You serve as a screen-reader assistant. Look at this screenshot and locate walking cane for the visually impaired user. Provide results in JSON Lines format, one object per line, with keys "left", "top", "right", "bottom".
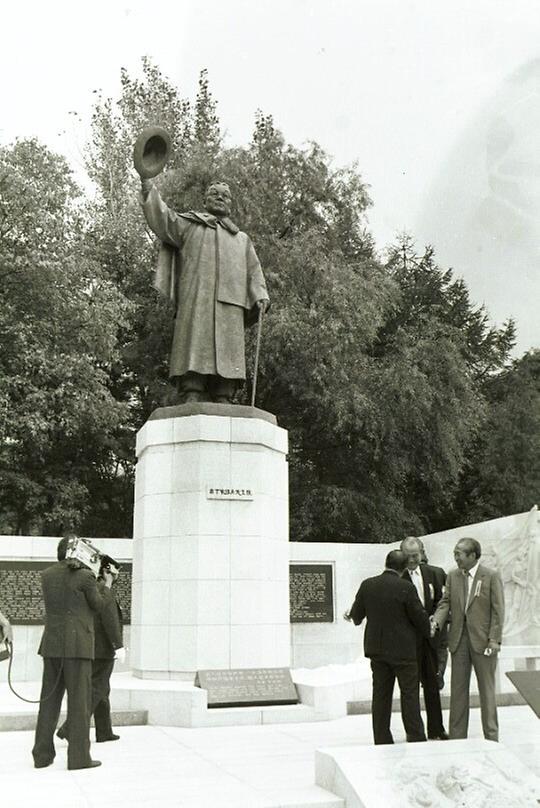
{"left": 251, "top": 304, "right": 265, "bottom": 407}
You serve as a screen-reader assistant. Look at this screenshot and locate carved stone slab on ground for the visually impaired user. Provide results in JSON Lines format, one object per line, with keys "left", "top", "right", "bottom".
{"left": 316, "top": 738, "right": 540, "bottom": 808}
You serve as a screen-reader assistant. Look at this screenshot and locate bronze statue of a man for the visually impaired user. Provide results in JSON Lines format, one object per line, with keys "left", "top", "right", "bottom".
{"left": 139, "top": 176, "right": 270, "bottom": 404}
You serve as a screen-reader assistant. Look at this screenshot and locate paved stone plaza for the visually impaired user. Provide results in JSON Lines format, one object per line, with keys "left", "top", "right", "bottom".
{"left": 1, "top": 696, "right": 538, "bottom": 807}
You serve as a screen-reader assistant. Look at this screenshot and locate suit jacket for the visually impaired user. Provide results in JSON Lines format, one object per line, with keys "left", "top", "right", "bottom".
{"left": 38, "top": 561, "right": 103, "bottom": 659}
{"left": 94, "top": 582, "right": 123, "bottom": 659}
{"left": 403, "top": 564, "right": 444, "bottom": 650}
{"left": 349, "top": 571, "right": 431, "bottom": 662}
{"left": 433, "top": 563, "right": 505, "bottom": 654}
{"left": 402, "top": 565, "right": 443, "bottom": 617}
{"left": 425, "top": 563, "right": 446, "bottom": 592}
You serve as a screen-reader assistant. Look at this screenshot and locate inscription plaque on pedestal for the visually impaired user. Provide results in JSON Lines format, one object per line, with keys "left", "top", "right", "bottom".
{"left": 195, "top": 667, "right": 298, "bottom": 708}
{"left": 289, "top": 563, "right": 334, "bottom": 623}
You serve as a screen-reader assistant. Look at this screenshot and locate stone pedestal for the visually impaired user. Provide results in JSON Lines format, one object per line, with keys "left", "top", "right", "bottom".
{"left": 130, "top": 404, "right": 290, "bottom": 679}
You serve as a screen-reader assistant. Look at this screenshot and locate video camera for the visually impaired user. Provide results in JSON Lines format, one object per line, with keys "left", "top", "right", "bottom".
{"left": 65, "top": 536, "right": 103, "bottom": 577}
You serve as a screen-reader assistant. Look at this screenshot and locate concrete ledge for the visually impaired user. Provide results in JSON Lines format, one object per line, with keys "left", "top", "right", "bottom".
{"left": 0, "top": 708, "right": 147, "bottom": 732}
{"left": 109, "top": 673, "right": 326, "bottom": 727}
{"left": 347, "top": 690, "right": 527, "bottom": 715}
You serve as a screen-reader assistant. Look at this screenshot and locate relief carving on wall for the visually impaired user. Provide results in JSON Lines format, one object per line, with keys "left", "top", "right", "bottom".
{"left": 489, "top": 505, "right": 540, "bottom": 640}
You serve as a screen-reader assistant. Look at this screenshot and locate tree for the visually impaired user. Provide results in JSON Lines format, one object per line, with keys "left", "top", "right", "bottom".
{"left": 456, "top": 350, "right": 540, "bottom": 522}
{"left": 380, "top": 235, "right": 516, "bottom": 380}
{"left": 2, "top": 60, "right": 526, "bottom": 541}
{"left": 0, "top": 139, "right": 128, "bottom": 534}
{"left": 82, "top": 61, "right": 522, "bottom": 542}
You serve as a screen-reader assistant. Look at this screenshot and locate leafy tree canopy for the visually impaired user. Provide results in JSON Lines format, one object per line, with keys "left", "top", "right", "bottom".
{"left": 0, "top": 139, "right": 129, "bottom": 535}
{"left": 0, "top": 59, "right": 530, "bottom": 541}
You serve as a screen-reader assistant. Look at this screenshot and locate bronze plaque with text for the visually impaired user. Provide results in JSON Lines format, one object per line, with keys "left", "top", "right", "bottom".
{"left": 195, "top": 667, "right": 298, "bottom": 708}
{"left": 289, "top": 563, "right": 334, "bottom": 623}
{"left": 0, "top": 560, "right": 132, "bottom": 624}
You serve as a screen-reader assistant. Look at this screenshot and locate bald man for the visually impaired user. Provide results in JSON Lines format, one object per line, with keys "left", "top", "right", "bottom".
{"left": 141, "top": 179, "right": 269, "bottom": 403}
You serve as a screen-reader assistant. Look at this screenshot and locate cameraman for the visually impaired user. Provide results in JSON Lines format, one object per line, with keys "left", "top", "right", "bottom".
{"left": 32, "top": 536, "right": 104, "bottom": 770}
{"left": 57, "top": 554, "right": 124, "bottom": 743}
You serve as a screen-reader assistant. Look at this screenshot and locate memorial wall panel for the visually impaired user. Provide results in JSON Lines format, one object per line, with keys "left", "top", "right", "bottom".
{"left": 0, "top": 560, "right": 132, "bottom": 624}
{"left": 289, "top": 563, "right": 334, "bottom": 623}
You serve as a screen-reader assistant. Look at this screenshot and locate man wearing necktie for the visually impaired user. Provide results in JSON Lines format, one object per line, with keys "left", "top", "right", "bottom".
{"left": 400, "top": 537, "right": 448, "bottom": 740}
{"left": 432, "top": 537, "right": 505, "bottom": 741}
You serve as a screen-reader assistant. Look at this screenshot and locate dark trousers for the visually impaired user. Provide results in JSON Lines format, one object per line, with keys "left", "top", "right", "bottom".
{"left": 92, "top": 658, "right": 115, "bottom": 740}
{"left": 370, "top": 658, "right": 426, "bottom": 744}
{"left": 32, "top": 657, "right": 92, "bottom": 769}
{"left": 58, "top": 658, "right": 116, "bottom": 741}
{"left": 418, "top": 639, "right": 445, "bottom": 736}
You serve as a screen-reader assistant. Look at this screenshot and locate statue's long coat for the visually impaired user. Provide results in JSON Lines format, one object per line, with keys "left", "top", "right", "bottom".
{"left": 142, "top": 187, "right": 269, "bottom": 380}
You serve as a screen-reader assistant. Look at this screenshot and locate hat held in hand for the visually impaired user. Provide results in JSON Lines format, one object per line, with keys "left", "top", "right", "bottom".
{"left": 133, "top": 126, "right": 171, "bottom": 179}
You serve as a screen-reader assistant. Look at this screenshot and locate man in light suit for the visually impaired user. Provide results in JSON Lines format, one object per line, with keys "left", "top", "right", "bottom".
{"left": 432, "top": 537, "right": 505, "bottom": 742}
{"left": 400, "top": 537, "right": 448, "bottom": 740}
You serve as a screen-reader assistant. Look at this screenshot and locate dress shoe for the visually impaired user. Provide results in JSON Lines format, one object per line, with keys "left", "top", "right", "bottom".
{"left": 34, "top": 759, "right": 54, "bottom": 769}
{"left": 96, "top": 734, "right": 120, "bottom": 742}
{"left": 68, "top": 759, "right": 102, "bottom": 770}
{"left": 428, "top": 731, "right": 450, "bottom": 740}
{"left": 406, "top": 735, "right": 427, "bottom": 742}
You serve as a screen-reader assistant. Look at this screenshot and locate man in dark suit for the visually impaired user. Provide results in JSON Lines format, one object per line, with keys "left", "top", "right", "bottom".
{"left": 57, "top": 554, "right": 124, "bottom": 743}
{"left": 345, "top": 550, "right": 431, "bottom": 745}
{"left": 417, "top": 539, "right": 449, "bottom": 689}
{"left": 400, "top": 537, "right": 448, "bottom": 740}
{"left": 92, "top": 555, "right": 124, "bottom": 742}
{"left": 32, "top": 537, "right": 104, "bottom": 770}
{"left": 432, "top": 537, "right": 504, "bottom": 742}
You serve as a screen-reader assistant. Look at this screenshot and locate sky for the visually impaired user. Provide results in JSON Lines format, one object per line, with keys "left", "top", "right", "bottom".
{"left": 2, "top": 0, "right": 539, "bottom": 353}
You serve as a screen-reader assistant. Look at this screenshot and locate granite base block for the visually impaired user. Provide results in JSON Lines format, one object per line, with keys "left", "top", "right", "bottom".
{"left": 316, "top": 738, "right": 540, "bottom": 808}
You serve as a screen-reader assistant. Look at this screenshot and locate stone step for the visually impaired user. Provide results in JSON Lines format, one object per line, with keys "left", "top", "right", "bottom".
{"left": 347, "top": 690, "right": 526, "bottom": 715}
{"left": 0, "top": 708, "right": 147, "bottom": 732}
{"left": 186, "top": 702, "right": 321, "bottom": 728}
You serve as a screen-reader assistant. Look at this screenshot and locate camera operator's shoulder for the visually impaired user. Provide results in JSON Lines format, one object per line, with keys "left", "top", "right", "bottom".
{"left": 41, "top": 560, "right": 63, "bottom": 579}
{"left": 78, "top": 567, "right": 97, "bottom": 581}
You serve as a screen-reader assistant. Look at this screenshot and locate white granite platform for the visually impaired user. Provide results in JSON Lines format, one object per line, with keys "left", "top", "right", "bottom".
{"left": 0, "top": 703, "right": 538, "bottom": 807}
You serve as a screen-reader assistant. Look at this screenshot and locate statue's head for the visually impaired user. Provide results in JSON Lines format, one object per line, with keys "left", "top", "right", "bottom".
{"left": 204, "top": 182, "right": 232, "bottom": 218}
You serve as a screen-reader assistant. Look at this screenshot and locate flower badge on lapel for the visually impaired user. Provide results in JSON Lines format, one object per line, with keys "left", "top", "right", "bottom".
{"left": 429, "top": 583, "right": 434, "bottom": 600}
{"left": 474, "top": 580, "right": 482, "bottom": 598}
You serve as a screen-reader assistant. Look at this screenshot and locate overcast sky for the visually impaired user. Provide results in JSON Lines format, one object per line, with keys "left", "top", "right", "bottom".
{"left": 2, "top": 0, "right": 539, "bottom": 353}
